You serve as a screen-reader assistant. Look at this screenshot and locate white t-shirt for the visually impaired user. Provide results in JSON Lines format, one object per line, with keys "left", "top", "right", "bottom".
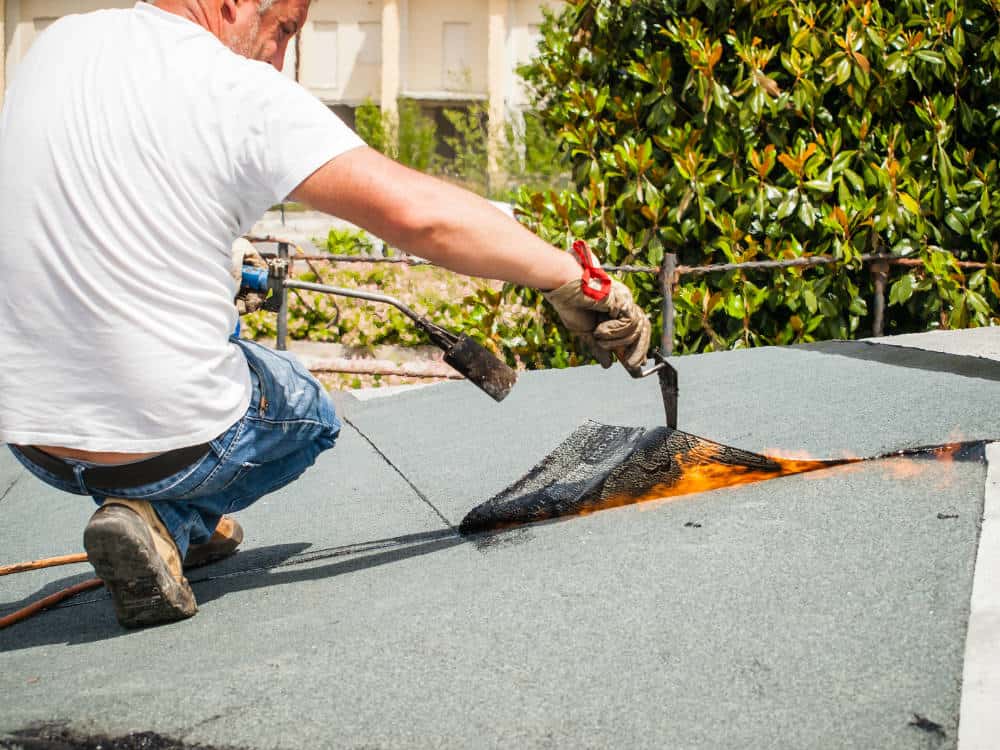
{"left": 0, "top": 2, "right": 365, "bottom": 451}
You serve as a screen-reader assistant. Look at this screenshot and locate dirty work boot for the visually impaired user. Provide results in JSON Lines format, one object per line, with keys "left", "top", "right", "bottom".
{"left": 83, "top": 498, "right": 197, "bottom": 628}
{"left": 184, "top": 516, "right": 244, "bottom": 569}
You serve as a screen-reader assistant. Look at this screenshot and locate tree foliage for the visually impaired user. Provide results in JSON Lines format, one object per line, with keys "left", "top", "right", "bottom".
{"left": 513, "top": 0, "right": 1000, "bottom": 355}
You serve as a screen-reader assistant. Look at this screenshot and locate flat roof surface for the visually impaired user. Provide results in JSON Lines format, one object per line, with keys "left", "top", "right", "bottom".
{"left": 2, "top": 330, "right": 999, "bottom": 749}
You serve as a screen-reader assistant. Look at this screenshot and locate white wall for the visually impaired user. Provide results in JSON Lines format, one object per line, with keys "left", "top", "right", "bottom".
{"left": 405, "top": 0, "right": 489, "bottom": 97}
{"left": 509, "top": 0, "right": 552, "bottom": 109}
{"left": 2, "top": 0, "right": 558, "bottom": 115}
{"left": 300, "top": 0, "right": 382, "bottom": 105}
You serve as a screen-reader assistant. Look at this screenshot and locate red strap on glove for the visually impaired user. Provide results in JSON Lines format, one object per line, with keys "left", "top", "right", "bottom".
{"left": 572, "top": 240, "right": 612, "bottom": 302}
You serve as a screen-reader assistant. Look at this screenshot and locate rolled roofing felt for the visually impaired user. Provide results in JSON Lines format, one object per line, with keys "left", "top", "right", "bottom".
{"left": 459, "top": 421, "right": 984, "bottom": 535}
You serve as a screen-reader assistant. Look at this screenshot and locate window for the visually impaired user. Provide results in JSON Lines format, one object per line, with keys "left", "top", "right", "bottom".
{"left": 442, "top": 22, "right": 470, "bottom": 90}
{"left": 358, "top": 22, "right": 382, "bottom": 66}
{"left": 308, "top": 21, "right": 339, "bottom": 88}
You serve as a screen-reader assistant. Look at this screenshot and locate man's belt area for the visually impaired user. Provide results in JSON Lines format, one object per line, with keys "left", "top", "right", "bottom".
{"left": 15, "top": 443, "right": 211, "bottom": 490}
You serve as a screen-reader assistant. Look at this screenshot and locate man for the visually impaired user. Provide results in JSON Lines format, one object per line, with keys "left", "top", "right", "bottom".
{"left": 0, "top": 0, "right": 651, "bottom": 628}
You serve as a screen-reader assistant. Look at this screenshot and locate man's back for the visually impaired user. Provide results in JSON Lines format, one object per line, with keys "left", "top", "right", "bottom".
{"left": 0, "top": 3, "right": 361, "bottom": 452}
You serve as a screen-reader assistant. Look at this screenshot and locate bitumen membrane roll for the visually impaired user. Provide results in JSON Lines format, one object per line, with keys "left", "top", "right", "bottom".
{"left": 459, "top": 420, "right": 841, "bottom": 535}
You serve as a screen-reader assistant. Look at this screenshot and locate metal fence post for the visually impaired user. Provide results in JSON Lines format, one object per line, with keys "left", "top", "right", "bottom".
{"left": 277, "top": 241, "right": 289, "bottom": 351}
{"left": 871, "top": 258, "right": 889, "bottom": 338}
{"left": 661, "top": 253, "right": 677, "bottom": 355}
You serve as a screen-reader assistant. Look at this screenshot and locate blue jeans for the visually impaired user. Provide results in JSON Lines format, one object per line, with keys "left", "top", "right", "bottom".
{"left": 9, "top": 339, "right": 340, "bottom": 558}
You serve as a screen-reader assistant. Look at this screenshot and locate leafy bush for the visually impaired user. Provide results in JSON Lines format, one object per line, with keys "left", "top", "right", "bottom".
{"left": 504, "top": 111, "right": 574, "bottom": 196}
{"left": 356, "top": 98, "right": 439, "bottom": 172}
{"left": 355, "top": 98, "right": 570, "bottom": 201}
{"left": 322, "top": 227, "right": 377, "bottom": 256}
{"left": 511, "top": 0, "right": 1000, "bottom": 355}
{"left": 438, "top": 105, "right": 490, "bottom": 195}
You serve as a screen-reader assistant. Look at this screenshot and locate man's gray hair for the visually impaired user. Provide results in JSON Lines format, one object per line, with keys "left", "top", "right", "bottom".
{"left": 257, "top": 0, "right": 275, "bottom": 13}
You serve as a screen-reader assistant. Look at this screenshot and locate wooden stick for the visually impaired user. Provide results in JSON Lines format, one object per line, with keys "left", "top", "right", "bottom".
{"left": 303, "top": 357, "right": 465, "bottom": 379}
{"left": 0, "top": 553, "right": 88, "bottom": 576}
{"left": 0, "top": 578, "right": 104, "bottom": 630}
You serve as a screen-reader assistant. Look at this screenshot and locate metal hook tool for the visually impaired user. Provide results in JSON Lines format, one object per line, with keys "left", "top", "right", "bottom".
{"left": 247, "top": 258, "right": 517, "bottom": 402}
{"left": 631, "top": 349, "right": 678, "bottom": 429}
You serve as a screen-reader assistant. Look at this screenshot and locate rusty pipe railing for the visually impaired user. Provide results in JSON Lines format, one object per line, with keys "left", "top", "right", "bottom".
{"left": 252, "top": 236, "right": 993, "bottom": 354}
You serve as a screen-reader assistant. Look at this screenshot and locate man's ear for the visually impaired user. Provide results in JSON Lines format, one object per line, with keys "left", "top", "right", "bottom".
{"left": 220, "top": 0, "right": 239, "bottom": 24}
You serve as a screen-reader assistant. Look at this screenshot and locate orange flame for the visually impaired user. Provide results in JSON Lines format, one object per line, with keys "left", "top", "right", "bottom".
{"left": 583, "top": 444, "right": 854, "bottom": 517}
{"left": 588, "top": 441, "right": 977, "bottom": 520}
{"left": 883, "top": 457, "right": 929, "bottom": 481}
{"left": 874, "top": 442, "right": 970, "bottom": 488}
{"left": 465, "top": 437, "right": 983, "bottom": 535}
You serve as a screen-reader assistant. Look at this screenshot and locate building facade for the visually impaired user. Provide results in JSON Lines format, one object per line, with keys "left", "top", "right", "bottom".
{"left": 1, "top": 0, "right": 557, "bottom": 130}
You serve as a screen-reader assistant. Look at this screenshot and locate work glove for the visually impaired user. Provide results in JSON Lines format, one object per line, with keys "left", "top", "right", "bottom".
{"left": 231, "top": 238, "right": 268, "bottom": 315}
{"left": 543, "top": 240, "right": 652, "bottom": 375}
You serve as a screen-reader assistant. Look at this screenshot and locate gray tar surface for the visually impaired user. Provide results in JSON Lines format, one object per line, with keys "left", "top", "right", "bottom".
{"left": 3, "top": 333, "right": 1000, "bottom": 749}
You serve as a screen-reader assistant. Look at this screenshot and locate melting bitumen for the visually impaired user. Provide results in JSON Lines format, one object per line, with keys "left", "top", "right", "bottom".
{"left": 459, "top": 420, "right": 986, "bottom": 535}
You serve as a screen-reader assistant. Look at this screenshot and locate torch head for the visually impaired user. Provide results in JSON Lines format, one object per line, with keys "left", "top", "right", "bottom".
{"left": 444, "top": 335, "right": 518, "bottom": 403}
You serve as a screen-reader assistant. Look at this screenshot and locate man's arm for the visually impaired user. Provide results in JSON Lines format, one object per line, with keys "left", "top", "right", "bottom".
{"left": 291, "top": 146, "right": 651, "bottom": 372}
{"left": 290, "top": 146, "right": 581, "bottom": 290}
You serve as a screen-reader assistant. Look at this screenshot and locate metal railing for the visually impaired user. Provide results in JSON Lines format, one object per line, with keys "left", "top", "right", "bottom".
{"left": 247, "top": 236, "right": 991, "bottom": 358}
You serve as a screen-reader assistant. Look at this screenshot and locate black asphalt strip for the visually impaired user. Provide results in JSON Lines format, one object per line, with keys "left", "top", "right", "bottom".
{"left": 459, "top": 420, "right": 988, "bottom": 535}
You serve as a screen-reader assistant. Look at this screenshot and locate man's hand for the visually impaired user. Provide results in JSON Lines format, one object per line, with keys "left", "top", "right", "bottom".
{"left": 231, "top": 238, "right": 268, "bottom": 315}
{"left": 542, "top": 241, "right": 651, "bottom": 374}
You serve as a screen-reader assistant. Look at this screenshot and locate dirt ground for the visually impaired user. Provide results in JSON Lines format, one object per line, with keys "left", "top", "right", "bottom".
{"left": 316, "top": 370, "right": 453, "bottom": 392}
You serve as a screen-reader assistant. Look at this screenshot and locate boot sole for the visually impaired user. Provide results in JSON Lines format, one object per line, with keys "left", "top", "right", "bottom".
{"left": 83, "top": 508, "right": 198, "bottom": 628}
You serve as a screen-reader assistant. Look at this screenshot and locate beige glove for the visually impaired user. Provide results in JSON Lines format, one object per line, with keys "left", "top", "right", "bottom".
{"left": 231, "top": 238, "right": 268, "bottom": 315}
{"left": 543, "top": 242, "right": 652, "bottom": 373}
{"left": 230, "top": 238, "right": 263, "bottom": 280}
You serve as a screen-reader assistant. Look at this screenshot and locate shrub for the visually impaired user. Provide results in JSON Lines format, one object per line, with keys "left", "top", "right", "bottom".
{"left": 512, "top": 0, "right": 1000, "bottom": 355}
{"left": 323, "top": 227, "right": 377, "bottom": 256}
{"left": 355, "top": 98, "right": 570, "bottom": 201}
{"left": 356, "top": 98, "right": 439, "bottom": 173}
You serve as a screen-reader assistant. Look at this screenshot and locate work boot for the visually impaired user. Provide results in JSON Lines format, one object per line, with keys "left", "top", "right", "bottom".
{"left": 83, "top": 498, "right": 197, "bottom": 629}
{"left": 184, "top": 516, "right": 244, "bottom": 569}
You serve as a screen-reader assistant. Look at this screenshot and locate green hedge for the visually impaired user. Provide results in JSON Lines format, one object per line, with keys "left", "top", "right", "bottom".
{"left": 510, "top": 0, "right": 1000, "bottom": 357}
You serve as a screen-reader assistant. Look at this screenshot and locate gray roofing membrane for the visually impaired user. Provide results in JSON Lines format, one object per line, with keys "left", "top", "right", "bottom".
{"left": 2, "top": 337, "right": 999, "bottom": 749}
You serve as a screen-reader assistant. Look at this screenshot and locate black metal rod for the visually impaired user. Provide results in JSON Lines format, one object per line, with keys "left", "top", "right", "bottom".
{"left": 273, "top": 254, "right": 435, "bottom": 266}
{"left": 661, "top": 253, "right": 677, "bottom": 355}
{"left": 872, "top": 260, "right": 889, "bottom": 337}
{"left": 250, "top": 248, "right": 991, "bottom": 278}
{"left": 284, "top": 280, "right": 425, "bottom": 322}
{"left": 283, "top": 278, "right": 459, "bottom": 353}
{"left": 277, "top": 242, "right": 289, "bottom": 351}
{"left": 659, "top": 365, "right": 679, "bottom": 429}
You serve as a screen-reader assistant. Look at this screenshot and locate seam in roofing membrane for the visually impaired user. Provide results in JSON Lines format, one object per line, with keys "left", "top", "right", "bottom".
{"left": 958, "top": 442, "right": 1000, "bottom": 750}
{"left": 0, "top": 476, "right": 20, "bottom": 505}
{"left": 342, "top": 416, "right": 455, "bottom": 531}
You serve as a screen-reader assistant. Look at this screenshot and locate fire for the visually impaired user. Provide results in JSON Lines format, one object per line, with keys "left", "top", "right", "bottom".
{"left": 583, "top": 444, "right": 854, "bottom": 515}
{"left": 458, "top": 424, "right": 988, "bottom": 536}
{"left": 760, "top": 447, "right": 826, "bottom": 462}
{"left": 874, "top": 442, "right": 972, "bottom": 487}
{"left": 564, "top": 441, "right": 976, "bottom": 524}
{"left": 882, "top": 457, "right": 929, "bottom": 481}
